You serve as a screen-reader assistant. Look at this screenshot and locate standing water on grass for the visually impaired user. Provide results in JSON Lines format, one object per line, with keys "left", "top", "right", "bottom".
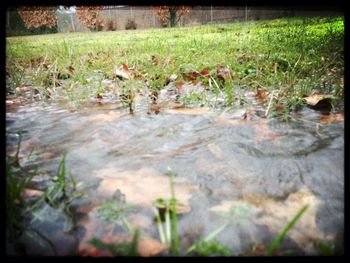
{"left": 6, "top": 15, "right": 344, "bottom": 256}
{"left": 6, "top": 96, "right": 343, "bottom": 256}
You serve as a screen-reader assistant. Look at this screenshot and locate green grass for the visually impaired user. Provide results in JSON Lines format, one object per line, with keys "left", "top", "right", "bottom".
{"left": 6, "top": 134, "right": 82, "bottom": 255}
{"left": 88, "top": 168, "right": 333, "bottom": 257}
{"left": 6, "top": 158, "right": 37, "bottom": 242}
{"left": 152, "top": 167, "right": 180, "bottom": 255}
{"left": 6, "top": 16, "right": 344, "bottom": 114}
{"left": 89, "top": 229, "right": 140, "bottom": 256}
{"left": 267, "top": 205, "right": 309, "bottom": 256}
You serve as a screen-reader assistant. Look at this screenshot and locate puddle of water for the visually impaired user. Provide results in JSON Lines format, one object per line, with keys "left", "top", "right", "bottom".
{"left": 6, "top": 95, "right": 344, "bottom": 255}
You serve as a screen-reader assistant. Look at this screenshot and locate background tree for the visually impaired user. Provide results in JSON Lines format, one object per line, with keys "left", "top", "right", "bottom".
{"left": 154, "top": 6, "right": 190, "bottom": 27}
{"left": 17, "top": 6, "right": 57, "bottom": 29}
{"left": 76, "top": 6, "right": 103, "bottom": 30}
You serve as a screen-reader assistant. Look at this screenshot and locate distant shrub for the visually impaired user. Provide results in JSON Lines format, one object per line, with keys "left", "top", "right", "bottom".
{"left": 107, "top": 19, "right": 117, "bottom": 31}
{"left": 186, "top": 20, "right": 201, "bottom": 27}
{"left": 125, "top": 19, "right": 137, "bottom": 30}
{"left": 96, "top": 16, "right": 105, "bottom": 31}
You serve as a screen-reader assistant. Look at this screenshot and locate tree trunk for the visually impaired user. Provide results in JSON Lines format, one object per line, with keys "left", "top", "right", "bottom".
{"left": 7, "top": 10, "right": 10, "bottom": 28}
{"left": 170, "top": 8, "right": 177, "bottom": 27}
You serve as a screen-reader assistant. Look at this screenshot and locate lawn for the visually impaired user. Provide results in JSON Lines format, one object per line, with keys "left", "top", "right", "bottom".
{"left": 6, "top": 16, "right": 344, "bottom": 115}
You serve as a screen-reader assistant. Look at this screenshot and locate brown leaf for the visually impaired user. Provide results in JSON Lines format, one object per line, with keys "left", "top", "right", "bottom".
{"left": 151, "top": 55, "right": 161, "bottom": 65}
{"left": 80, "top": 247, "right": 110, "bottom": 257}
{"left": 303, "top": 94, "right": 332, "bottom": 111}
{"left": 303, "top": 94, "right": 327, "bottom": 106}
{"left": 182, "top": 71, "right": 200, "bottom": 81}
{"left": 115, "top": 65, "right": 131, "bottom": 80}
{"left": 150, "top": 90, "right": 158, "bottom": 103}
{"left": 319, "top": 113, "right": 344, "bottom": 124}
{"left": 169, "top": 74, "right": 177, "bottom": 82}
{"left": 21, "top": 188, "right": 44, "bottom": 199}
{"left": 243, "top": 112, "right": 248, "bottom": 120}
{"left": 199, "top": 68, "right": 210, "bottom": 78}
{"left": 165, "top": 74, "right": 177, "bottom": 85}
{"left": 175, "top": 81, "right": 185, "bottom": 88}
{"left": 167, "top": 102, "right": 185, "bottom": 109}
{"left": 96, "top": 93, "right": 103, "bottom": 99}
{"left": 249, "top": 244, "right": 267, "bottom": 256}
{"left": 76, "top": 204, "right": 96, "bottom": 214}
{"left": 150, "top": 104, "right": 161, "bottom": 114}
{"left": 137, "top": 238, "right": 168, "bottom": 257}
{"left": 122, "top": 63, "right": 129, "bottom": 71}
{"left": 217, "top": 66, "right": 233, "bottom": 83}
{"left": 256, "top": 88, "right": 266, "bottom": 101}
{"left": 67, "top": 66, "right": 75, "bottom": 75}
{"left": 253, "top": 119, "right": 281, "bottom": 147}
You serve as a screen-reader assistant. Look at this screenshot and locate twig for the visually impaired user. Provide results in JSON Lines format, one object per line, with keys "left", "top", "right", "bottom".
{"left": 265, "top": 90, "right": 275, "bottom": 117}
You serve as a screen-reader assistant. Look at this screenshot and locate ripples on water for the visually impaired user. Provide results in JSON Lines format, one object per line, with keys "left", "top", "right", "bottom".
{"left": 6, "top": 100, "right": 344, "bottom": 255}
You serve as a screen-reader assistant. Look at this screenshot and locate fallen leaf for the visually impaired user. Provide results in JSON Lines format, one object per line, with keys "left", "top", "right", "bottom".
{"left": 95, "top": 167, "right": 197, "bottom": 207}
{"left": 166, "top": 102, "right": 185, "bottom": 109}
{"left": 199, "top": 68, "right": 210, "bottom": 78}
{"left": 165, "top": 74, "right": 177, "bottom": 85}
{"left": 274, "top": 103, "right": 285, "bottom": 112}
{"left": 217, "top": 66, "right": 233, "bottom": 83}
{"left": 175, "top": 81, "right": 185, "bottom": 88}
{"left": 256, "top": 88, "right": 266, "bottom": 101}
{"left": 67, "top": 66, "right": 75, "bottom": 75}
{"left": 122, "top": 63, "right": 129, "bottom": 71}
{"left": 249, "top": 244, "right": 267, "bottom": 256}
{"left": 182, "top": 71, "right": 200, "bottom": 81}
{"left": 253, "top": 119, "right": 281, "bottom": 146}
{"left": 76, "top": 204, "right": 96, "bottom": 214}
{"left": 21, "top": 188, "right": 44, "bottom": 198}
{"left": 137, "top": 238, "right": 168, "bottom": 257}
{"left": 304, "top": 94, "right": 332, "bottom": 110}
{"left": 96, "top": 93, "right": 103, "bottom": 99}
{"left": 115, "top": 65, "right": 131, "bottom": 80}
{"left": 150, "top": 104, "right": 161, "bottom": 114}
{"left": 210, "top": 188, "right": 327, "bottom": 250}
{"left": 150, "top": 90, "right": 158, "bottom": 103}
{"left": 151, "top": 55, "right": 161, "bottom": 65}
{"left": 165, "top": 107, "right": 210, "bottom": 115}
{"left": 319, "top": 113, "right": 344, "bottom": 124}
{"left": 30, "top": 56, "right": 44, "bottom": 66}
{"left": 237, "top": 55, "right": 253, "bottom": 64}
{"left": 303, "top": 94, "right": 324, "bottom": 106}
{"left": 243, "top": 112, "right": 248, "bottom": 120}
{"left": 80, "top": 247, "right": 110, "bottom": 257}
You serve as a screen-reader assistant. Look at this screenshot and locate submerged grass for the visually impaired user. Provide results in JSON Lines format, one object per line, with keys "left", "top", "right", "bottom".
{"left": 6, "top": 16, "right": 344, "bottom": 114}
{"left": 89, "top": 230, "right": 140, "bottom": 257}
{"left": 6, "top": 132, "right": 82, "bottom": 255}
{"left": 267, "top": 205, "right": 309, "bottom": 256}
{"left": 89, "top": 167, "right": 312, "bottom": 257}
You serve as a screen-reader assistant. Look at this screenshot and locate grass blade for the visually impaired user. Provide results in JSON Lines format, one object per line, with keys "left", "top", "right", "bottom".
{"left": 165, "top": 208, "right": 171, "bottom": 244}
{"left": 186, "top": 222, "right": 230, "bottom": 255}
{"left": 152, "top": 207, "right": 166, "bottom": 244}
{"left": 267, "top": 204, "right": 308, "bottom": 256}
